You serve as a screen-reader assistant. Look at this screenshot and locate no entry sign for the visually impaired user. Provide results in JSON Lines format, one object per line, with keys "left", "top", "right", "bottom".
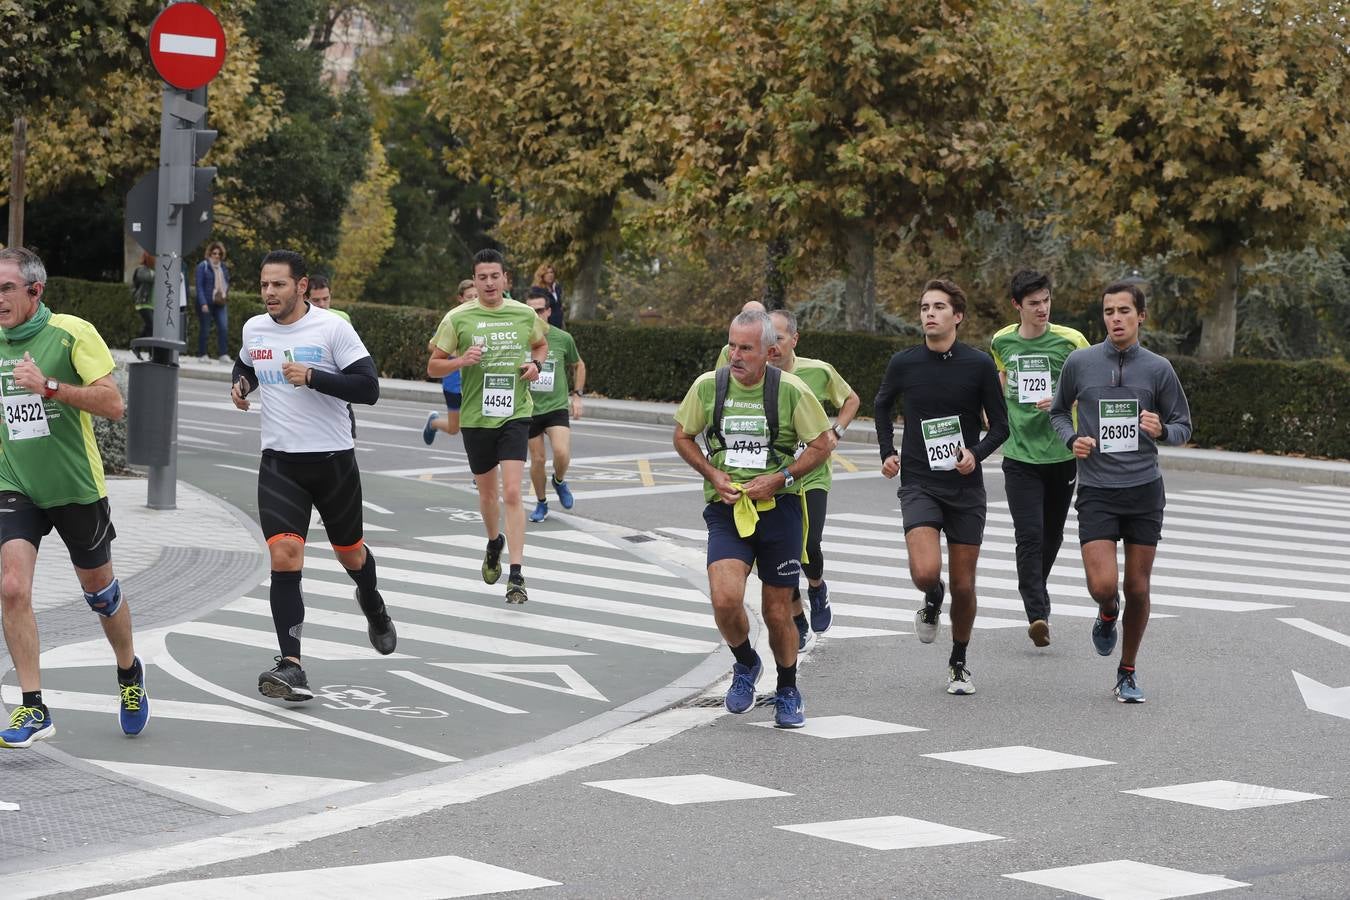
{"left": 149, "top": 3, "right": 227, "bottom": 90}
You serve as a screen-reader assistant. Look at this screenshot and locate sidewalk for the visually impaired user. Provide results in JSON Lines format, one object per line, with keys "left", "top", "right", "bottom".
{"left": 133, "top": 349, "right": 1350, "bottom": 487}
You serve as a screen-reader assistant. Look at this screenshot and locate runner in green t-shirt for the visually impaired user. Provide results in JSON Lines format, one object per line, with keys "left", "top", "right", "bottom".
{"left": 307, "top": 275, "right": 351, "bottom": 324}
{"left": 712, "top": 299, "right": 767, "bottom": 370}
{"left": 767, "top": 309, "right": 860, "bottom": 649}
{"left": 989, "top": 269, "right": 1090, "bottom": 648}
{"left": 674, "top": 310, "right": 831, "bottom": 729}
{"left": 523, "top": 290, "right": 586, "bottom": 523}
{"left": 427, "top": 250, "right": 548, "bottom": 605}
{"left": 0, "top": 247, "right": 150, "bottom": 750}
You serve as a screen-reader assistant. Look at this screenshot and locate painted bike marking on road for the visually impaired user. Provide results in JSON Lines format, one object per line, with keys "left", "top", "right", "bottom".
{"left": 389, "top": 671, "right": 528, "bottom": 715}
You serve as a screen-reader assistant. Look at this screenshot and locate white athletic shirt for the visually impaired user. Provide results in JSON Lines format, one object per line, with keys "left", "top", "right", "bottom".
{"left": 239, "top": 304, "right": 372, "bottom": 453}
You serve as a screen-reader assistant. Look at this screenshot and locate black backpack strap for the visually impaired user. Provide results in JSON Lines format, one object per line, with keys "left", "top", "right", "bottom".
{"left": 704, "top": 366, "right": 732, "bottom": 457}
{"left": 763, "top": 364, "right": 781, "bottom": 451}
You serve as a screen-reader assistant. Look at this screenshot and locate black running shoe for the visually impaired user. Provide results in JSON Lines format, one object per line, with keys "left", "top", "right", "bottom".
{"left": 482, "top": 535, "right": 505, "bottom": 584}
{"left": 258, "top": 657, "right": 314, "bottom": 702}
{"left": 367, "top": 609, "right": 397, "bottom": 655}
{"left": 505, "top": 576, "right": 528, "bottom": 605}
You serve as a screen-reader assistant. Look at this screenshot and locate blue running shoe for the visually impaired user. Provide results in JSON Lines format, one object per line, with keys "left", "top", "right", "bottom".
{"left": 725, "top": 658, "right": 762, "bottom": 714}
{"left": 1114, "top": 668, "right": 1145, "bottom": 703}
{"left": 552, "top": 475, "right": 574, "bottom": 510}
{"left": 1092, "top": 612, "right": 1119, "bottom": 656}
{"left": 528, "top": 500, "right": 549, "bottom": 523}
{"left": 794, "top": 614, "right": 809, "bottom": 651}
{"left": 808, "top": 582, "right": 832, "bottom": 634}
{"left": 773, "top": 686, "right": 805, "bottom": 728}
{"left": 118, "top": 657, "right": 150, "bottom": 736}
{"left": 422, "top": 412, "right": 439, "bottom": 445}
{"left": 0, "top": 706, "right": 54, "bottom": 749}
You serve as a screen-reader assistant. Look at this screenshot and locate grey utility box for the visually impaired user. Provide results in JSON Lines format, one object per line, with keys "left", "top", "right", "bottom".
{"left": 126, "top": 361, "right": 178, "bottom": 467}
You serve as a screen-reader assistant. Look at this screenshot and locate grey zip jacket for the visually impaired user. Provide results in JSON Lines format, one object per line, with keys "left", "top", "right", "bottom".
{"left": 1049, "top": 340, "right": 1192, "bottom": 488}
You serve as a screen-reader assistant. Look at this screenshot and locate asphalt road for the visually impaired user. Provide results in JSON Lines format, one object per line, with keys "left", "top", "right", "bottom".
{"left": 27, "top": 376, "right": 1350, "bottom": 899}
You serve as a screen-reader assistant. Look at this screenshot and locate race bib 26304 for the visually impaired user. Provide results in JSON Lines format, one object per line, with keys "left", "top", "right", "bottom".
{"left": 921, "top": 415, "right": 963, "bottom": 471}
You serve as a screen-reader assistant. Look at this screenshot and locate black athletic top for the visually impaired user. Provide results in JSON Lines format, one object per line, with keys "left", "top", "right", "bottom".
{"left": 874, "top": 341, "right": 1009, "bottom": 486}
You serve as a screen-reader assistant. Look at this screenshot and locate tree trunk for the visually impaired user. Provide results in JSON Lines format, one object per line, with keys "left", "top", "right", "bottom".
{"left": 762, "top": 236, "right": 789, "bottom": 309}
{"left": 842, "top": 220, "right": 876, "bottom": 332}
{"left": 564, "top": 192, "right": 616, "bottom": 321}
{"left": 7, "top": 117, "right": 26, "bottom": 248}
{"left": 1197, "top": 250, "right": 1241, "bottom": 360}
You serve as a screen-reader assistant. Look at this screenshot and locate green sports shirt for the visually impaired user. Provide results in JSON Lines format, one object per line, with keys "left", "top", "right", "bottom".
{"left": 529, "top": 326, "right": 580, "bottom": 415}
{"left": 779, "top": 355, "right": 853, "bottom": 492}
{"left": 432, "top": 298, "right": 548, "bottom": 429}
{"left": 675, "top": 368, "right": 830, "bottom": 504}
{"left": 990, "top": 322, "right": 1089, "bottom": 464}
{"left": 0, "top": 312, "right": 115, "bottom": 507}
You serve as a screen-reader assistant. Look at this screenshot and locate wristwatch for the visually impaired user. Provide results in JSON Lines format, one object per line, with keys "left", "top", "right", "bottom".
{"left": 780, "top": 468, "right": 795, "bottom": 488}
{"left": 42, "top": 378, "right": 59, "bottom": 399}
{"left": 524, "top": 359, "right": 543, "bottom": 373}
{"left": 831, "top": 423, "right": 845, "bottom": 439}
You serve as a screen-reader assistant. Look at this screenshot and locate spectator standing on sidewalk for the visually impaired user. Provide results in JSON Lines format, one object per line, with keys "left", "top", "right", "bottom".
{"left": 195, "top": 241, "right": 231, "bottom": 362}
{"left": 533, "top": 262, "right": 564, "bottom": 328}
{"left": 131, "top": 251, "right": 154, "bottom": 359}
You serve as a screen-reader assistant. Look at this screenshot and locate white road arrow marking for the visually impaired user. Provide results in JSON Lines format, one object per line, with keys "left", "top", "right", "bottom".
{"left": 159, "top": 34, "right": 217, "bottom": 57}
{"left": 430, "top": 663, "right": 608, "bottom": 702}
{"left": 1292, "top": 671, "right": 1350, "bottom": 722}
{"left": 1281, "top": 618, "right": 1350, "bottom": 650}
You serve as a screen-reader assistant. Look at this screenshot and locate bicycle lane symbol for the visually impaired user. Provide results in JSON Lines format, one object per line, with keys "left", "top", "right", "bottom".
{"left": 315, "top": 684, "right": 448, "bottom": 719}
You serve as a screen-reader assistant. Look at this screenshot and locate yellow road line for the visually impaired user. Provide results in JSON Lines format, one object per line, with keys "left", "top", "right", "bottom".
{"left": 637, "top": 458, "right": 656, "bottom": 487}
{"left": 832, "top": 453, "right": 858, "bottom": 473}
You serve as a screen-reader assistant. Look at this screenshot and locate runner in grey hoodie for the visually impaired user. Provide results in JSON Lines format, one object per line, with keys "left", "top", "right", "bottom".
{"left": 1049, "top": 281, "right": 1192, "bottom": 704}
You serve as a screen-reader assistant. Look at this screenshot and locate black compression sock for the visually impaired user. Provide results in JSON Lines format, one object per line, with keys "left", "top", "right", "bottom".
{"left": 729, "top": 639, "right": 758, "bottom": 669}
{"left": 948, "top": 639, "right": 968, "bottom": 668}
{"left": 116, "top": 658, "right": 142, "bottom": 685}
{"left": 22, "top": 690, "right": 43, "bottom": 711}
{"left": 270, "top": 570, "right": 305, "bottom": 659}
{"left": 793, "top": 612, "right": 808, "bottom": 631}
{"left": 344, "top": 547, "right": 386, "bottom": 620}
{"left": 776, "top": 663, "right": 797, "bottom": 690}
{"left": 925, "top": 580, "right": 946, "bottom": 608}
{"left": 509, "top": 564, "right": 523, "bottom": 582}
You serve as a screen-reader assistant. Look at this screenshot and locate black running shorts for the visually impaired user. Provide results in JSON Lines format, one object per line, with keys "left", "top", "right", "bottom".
{"left": 257, "top": 449, "right": 365, "bottom": 550}
{"left": 528, "top": 408, "right": 570, "bottom": 439}
{"left": 461, "top": 419, "right": 530, "bottom": 475}
{"left": 1076, "top": 478, "right": 1165, "bottom": 546}
{"left": 0, "top": 492, "right": 116, "bottom": 569}
{"left": 898, "top": 479, "right": 987, "bottom": 546}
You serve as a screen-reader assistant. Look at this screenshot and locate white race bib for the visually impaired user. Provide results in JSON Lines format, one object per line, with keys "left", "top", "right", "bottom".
{"left": 723, "top": 414, "right": 769, "bottom": 470}
{"left": 482, "top": 373, "right": 516, "bottom": 418}
{"left": 921, "top": 415, "right": 963, "bottom": 471}
{"left": 1099, "top": 399, "right": 1139, "bottom": 453}
{"left": 529, "top": 360, "right": 555, "bottom": 392}
{"left": 1, "top": 383, "right": 50, "bottom": 441}
{"left": 1017, "top": 355, "right": 1053, "bottom": 404}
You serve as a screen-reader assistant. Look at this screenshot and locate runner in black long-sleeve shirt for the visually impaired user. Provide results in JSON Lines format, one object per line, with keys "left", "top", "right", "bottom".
{"left": 874, "top": 278, "right": 1008, "bottom": 696}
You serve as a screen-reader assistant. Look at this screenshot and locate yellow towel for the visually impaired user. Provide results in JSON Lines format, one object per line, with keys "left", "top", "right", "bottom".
{"left": 728, "top": 482, "right": 776, "bottom": 538}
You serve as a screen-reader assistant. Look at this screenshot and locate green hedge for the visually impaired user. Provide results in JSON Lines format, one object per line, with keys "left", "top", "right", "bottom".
{"left": 41, "top": 277, "right": 1350, "bottom": 459}
{"left": 1171, "top": 357, "right": 1349, "bottom": 459}
{"left": 567, "top": 321, "right": 910, "bottom": 415}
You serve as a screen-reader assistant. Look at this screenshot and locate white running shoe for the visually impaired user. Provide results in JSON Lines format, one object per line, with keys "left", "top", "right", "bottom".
{"left": 914, "top": 605, "right": 941, "bottom": 644}
{"left": 946, "top": 664, "right": 975, "bottom": 695}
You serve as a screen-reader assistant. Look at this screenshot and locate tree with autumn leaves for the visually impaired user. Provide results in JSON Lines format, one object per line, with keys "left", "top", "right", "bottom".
{"left": 421, "top": 0, "right": 1348, "bottom": 355}
{"left": 993, "top": 0, "right": 1350, "bottom": 359}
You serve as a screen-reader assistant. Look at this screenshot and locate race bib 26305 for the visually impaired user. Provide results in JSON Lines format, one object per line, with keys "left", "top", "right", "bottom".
{"left": 1099, "top": 399, "right": 1139, "bottom": 453}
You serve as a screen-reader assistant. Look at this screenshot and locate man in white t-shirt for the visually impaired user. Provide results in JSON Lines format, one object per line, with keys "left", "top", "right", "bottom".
{"left": 229, "top": 249, "right": 396, "bottom": 701}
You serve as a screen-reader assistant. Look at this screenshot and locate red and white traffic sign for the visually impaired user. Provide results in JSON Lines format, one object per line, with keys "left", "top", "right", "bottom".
{"left": 149, "top": 3, "right": 227, "bottom": 90}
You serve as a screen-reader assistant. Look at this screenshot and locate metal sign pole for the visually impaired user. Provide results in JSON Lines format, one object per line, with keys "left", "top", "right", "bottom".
{"left": 145, "top": 84, "right": 196, "bottom": 510}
